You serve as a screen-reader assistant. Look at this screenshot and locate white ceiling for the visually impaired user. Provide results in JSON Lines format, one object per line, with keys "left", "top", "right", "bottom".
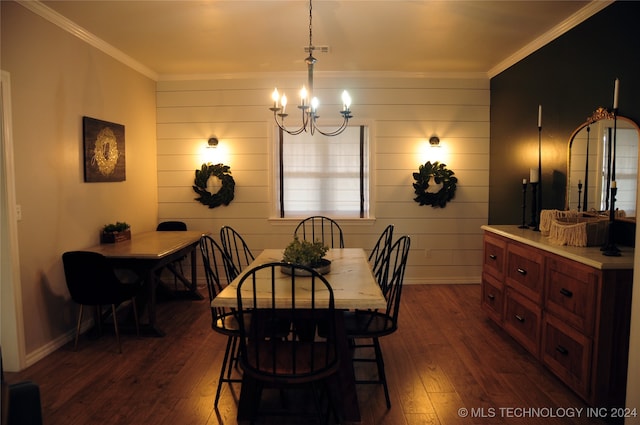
{"left": 31, "top": 0, "right": 611, "bottom": 80}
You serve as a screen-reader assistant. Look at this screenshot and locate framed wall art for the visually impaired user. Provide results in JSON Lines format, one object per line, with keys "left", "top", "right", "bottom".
{"left": 82, "top": 116, "right": 126, "bottom": 182}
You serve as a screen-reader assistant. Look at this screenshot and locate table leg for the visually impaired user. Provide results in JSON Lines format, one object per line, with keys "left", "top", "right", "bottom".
{"left": 140, "top": 269, "right": 165, "bottom": 337}
{"left": 333, "top": 310, "right": 361, "bottom": 422}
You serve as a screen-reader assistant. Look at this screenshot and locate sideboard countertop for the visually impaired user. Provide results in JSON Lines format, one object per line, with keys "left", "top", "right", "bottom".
{"left": 481, "top": 224, "right": 634, "bottom": 270}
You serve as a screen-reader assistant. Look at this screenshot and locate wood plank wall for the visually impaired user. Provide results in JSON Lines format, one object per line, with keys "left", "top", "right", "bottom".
{"left": 156, "top": 74, "right": 490, "bottom": 283}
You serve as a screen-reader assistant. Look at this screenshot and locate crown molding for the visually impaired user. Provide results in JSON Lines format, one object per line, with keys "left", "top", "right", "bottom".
{"left": 488, "top": 0, "right": 614, "bottom": 78}
{"left": 17, "top": 0, "right": 158, "bottom": 81}
{"left": 158, "top": 70, "right": 489, "bottom": 82}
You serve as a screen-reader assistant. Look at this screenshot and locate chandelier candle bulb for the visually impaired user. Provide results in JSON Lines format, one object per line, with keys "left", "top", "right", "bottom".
{"left": 530, "top": 167, "right": 539, "bottom": 183}
{"left": 272, "top": 88, "right": 279, "bottom": 108}
{"left": 300, "top": 86, "right": 307, "bottom": 106}
{"left": 342, "top": 90, "right": 352, "bottom": 111}
{"left": 281, "top": 94, "right": 287, "bottom": 114}
{"left": 613, "top": 78, "right": 619, "bottom": 109}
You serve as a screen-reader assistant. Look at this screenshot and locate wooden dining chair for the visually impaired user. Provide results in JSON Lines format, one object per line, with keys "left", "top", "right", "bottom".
{"left": 294, "top": 216, "right": 345, "bottom": 248}
{"left": 344, "top": 235, "right": 410, "bottom": 408}
{"left": 235, "top": 262, "right": 341, "bottom": 423}
{"left": 219, "top": 226, "right": 255, "bottom": 275}
{"left": 61, "top": 251, "right": 143, "bottom": 354}
{"left": 199, "top": 234, "right": 244, "bottom": 408}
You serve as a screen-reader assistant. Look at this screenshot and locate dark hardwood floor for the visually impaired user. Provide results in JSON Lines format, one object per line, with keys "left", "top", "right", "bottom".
{"left": 5, "top": 284, "right": 608, "bottom": 425}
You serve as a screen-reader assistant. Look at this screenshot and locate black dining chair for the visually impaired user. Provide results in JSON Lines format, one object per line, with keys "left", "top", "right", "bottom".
{"left": 156, "top": 221, "right": 188, "bottom": 290}
{"left": 368, "top": 224, "right": 394, "bottom": 289}
{"left": 344, "top": 235, "right": 410, "bottom": 408}
{"left": 235, "top": 262, "right": 341, "bottom": 423}
{"left": 61, "top": 251, "right": 143, "bottom": 354}
{"left": 219, "top": 226, "right": 255, "bottom": 275}
{"left": 199, "top": 234, "right": 245, "bottom": 408}
{"left": 294, "top": 216, "right": 345, "bottom": 248}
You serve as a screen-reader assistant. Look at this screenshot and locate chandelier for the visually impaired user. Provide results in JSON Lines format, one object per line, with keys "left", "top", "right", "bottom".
{"left": 269, "top": 0, "right": 353, "bottom": 137}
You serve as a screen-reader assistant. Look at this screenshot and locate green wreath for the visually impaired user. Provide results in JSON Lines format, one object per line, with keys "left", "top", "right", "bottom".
{"left": 412, "top": 161, "right": 458, "bottom": 208}
{"left": 193, "top": 163, "right": 235, "bottom": 208}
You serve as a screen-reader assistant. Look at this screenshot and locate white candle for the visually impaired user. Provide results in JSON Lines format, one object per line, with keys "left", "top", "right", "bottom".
{"left": 530, "top": 168, "right": 539, "bottom": 183}
{"left": 613, "top": 78, "right": 619, "bottom": 109}
{"left": 538, "top": 105, "right": 542, "bottom": 128}
{"left": 522, "top": 178, "right": 527, "bottom": 185}
{"left": 578, "top": 179, "right": 582, "bottom": 185}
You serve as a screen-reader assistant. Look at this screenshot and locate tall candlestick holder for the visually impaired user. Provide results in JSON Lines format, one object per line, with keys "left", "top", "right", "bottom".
{"left": 577, "top": 181, "right": 583, "bottom": 212}
{"left": 536, "top": 126, "right": 542, "bottom": 231}
{"left": 603, "top": 107, "right": 620, "bottom": 256}
{"left": 528, "top": 182, "right": 538, "bottom": 230}
{"left": 519, "top": 181, "right": 529, "bottom": 229}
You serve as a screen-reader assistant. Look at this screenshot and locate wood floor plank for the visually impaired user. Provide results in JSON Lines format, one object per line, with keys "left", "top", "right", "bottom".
{"left": 5, "top": 285, "right": 609, "bottom": 425}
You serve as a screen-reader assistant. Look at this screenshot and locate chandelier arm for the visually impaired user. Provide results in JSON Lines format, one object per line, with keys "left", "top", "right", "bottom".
{"left": 273, "top": 110, "right": 308, "bottom": 136}
{"left": 312, "top": 117, "right": 350, "bottom": 137}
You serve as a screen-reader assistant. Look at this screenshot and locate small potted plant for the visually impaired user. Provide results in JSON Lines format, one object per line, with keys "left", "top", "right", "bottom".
{"left": 101, "top": 221, "right": 131, "bottom": 243}
{"left": 281, "top": 237, "right": 330, "bottom": 275}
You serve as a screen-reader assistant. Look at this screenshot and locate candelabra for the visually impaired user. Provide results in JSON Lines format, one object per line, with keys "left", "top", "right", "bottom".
{"left": 519, "top": 180, "right": 529, "bottom": 229}
{"left": 528, "top": 182, "right": 538, "bottom": 230}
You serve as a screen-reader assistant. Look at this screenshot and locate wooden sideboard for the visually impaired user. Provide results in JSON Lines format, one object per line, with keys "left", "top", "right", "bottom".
{"left": 481, "top": 225, "right": 634, "bottom": 412}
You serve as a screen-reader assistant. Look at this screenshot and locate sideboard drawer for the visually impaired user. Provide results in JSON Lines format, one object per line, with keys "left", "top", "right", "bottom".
{"left": 504, "top": 288, "right": 541, "bottom": 357}
{"left": 483, "top": 233, "right": 506, "bottom": 281}
{"left": 542, "top": 313, "right": 592, "bottom": 400}
{"left": 481, "top": 272, "right": 504, "bottom": 323}
{"left": 545, "top": 257, "right": 597, "bottom": 336}
{"left": 506, "top": 242, "right": 545, "bottom": 304}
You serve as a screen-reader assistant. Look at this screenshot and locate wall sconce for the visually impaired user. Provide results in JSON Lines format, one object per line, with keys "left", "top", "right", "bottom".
{"left": 200, "top": 136, "right": 230, "bottom": 166}
{"left": 418, "top": 135, "right": 447, "bottom": 164}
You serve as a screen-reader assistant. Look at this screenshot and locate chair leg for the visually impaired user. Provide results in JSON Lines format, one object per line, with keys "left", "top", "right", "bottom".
{"left": 373, "top": 338, "right": 390, "bottom": 408}
{"left": 74, "top": 305, "right": 84, "bottom": 351}
{"left": 131, "top": 297, "right": 140, "bottom": 337}
{"left": 112, "top": 304, "right": 122, "bottom": 354}
{"left": 213, "top": 336, "right": 242, "bottom": 408}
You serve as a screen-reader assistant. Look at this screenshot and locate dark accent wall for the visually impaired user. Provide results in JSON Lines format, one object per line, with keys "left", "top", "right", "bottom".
{"left": 489, "top": 1, "right": 640, "bottom": 224}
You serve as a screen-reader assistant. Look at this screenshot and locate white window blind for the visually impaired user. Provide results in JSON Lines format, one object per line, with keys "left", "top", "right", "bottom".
{"left": 277, "top": 126, "right": 369, "bottom": 218}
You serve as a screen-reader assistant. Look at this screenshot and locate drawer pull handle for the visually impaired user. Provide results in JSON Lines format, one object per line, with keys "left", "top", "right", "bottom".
{"left": 555, "top": 345, "right": 569, "bottom": 355}
{"left": 489, "top": 254, "right": 497, "bottom": 260}
{"left": 516, "top": 268, "right": 527, "bottom": 276}
{"left": 560, "top": 288, "right": 573, "bottom": 298}
{"left": 515, "top": 314, "right": 525, "bottom": 323}
{"left": 487, "top": 294, "right": 495, "bottom": 300}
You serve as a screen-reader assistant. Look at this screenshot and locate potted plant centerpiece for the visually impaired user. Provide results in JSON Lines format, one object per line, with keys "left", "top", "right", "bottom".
{"left": 281, "top": 237, "right": 330, "bottom": 275}
{"left": 101, "top": 221, "right": 131, "bottom": 243}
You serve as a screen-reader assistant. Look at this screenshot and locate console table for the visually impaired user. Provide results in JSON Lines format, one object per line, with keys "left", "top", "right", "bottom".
{"left": 481, "top": 225, "right": 633, "bottom": 414}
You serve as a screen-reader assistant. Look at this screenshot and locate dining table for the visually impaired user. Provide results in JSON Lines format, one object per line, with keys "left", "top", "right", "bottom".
{"left": 211, "top": 247, "right": 387, "bottom": 422}
{"left": 86, "top": 230, "right": 207, "bottom": 336}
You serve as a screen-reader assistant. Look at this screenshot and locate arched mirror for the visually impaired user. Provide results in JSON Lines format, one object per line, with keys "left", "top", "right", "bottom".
{"left": 566, "top": 107, "right": 639, "bottom": 219}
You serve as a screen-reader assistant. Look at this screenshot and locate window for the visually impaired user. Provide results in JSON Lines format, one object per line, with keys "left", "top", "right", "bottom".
{"left": 275, "top": 125, "right": 369, "bottom": 218}
{"left": 600, "top": 127, "right": 637, "bottom": 215}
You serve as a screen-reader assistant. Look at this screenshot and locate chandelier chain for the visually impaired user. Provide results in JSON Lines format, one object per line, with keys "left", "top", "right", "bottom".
{"left": 309, "top": 0, "right": 313, "bottom": 51}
